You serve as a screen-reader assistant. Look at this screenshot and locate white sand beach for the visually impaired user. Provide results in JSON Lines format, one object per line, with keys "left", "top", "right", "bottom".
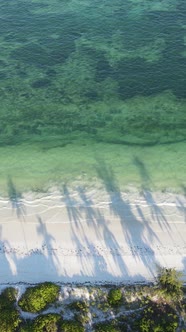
{"left": 0, "top": 187, "right": 185, "bottom": 284}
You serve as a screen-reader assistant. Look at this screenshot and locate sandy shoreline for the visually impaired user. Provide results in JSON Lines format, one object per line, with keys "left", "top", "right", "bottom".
{"left": 0, "top": 188, "right": 185, "bottom": 284}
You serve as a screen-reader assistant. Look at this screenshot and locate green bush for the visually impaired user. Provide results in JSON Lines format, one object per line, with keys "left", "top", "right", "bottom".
{"left": 157, "top": 267, "right": 183, "bottom": 301}
{"left": 60, "top": 320, "right": 85, "bottom": 332}
{"left": 0, "top": 287, "right": 17, "bottom": 309}
{"left": 20, "top": 314, "right": 61, "bottom": 332}
{"left": 21, "top": 317, "right": 84, "bottom": 332}
{"left": 0, "top": 287, "right": 21, "bottom": 332}
{"left": 18, "top": 282, "right": 60, "bottom": 313}
{"left": 34, "top": 313, "right": 61, "bottom": 332}
{"left": 0, "top": 287, "right": 18, "bottom": 303}
{"left": 138, "top": 301, "right": 179, "bottom": 332}
{"left": 94, "top": 322, "right": 119, "bottom": 332}
{"left": 74, "top": 312, "right": 89, "bottom": 325}
{"left": 107, "top": 288, "right": 123, "bottom": 306}
{"left": 68, "top": 300, "right": 89, "bottom": 313}
{"left": 19, "top": 320, "right": 34, "bottom": 332}
{"left": 118, "top": 323, "right": 128, "bottom": 332}
{"left": 0, "top": 308, "right": 21, "bottom": 332}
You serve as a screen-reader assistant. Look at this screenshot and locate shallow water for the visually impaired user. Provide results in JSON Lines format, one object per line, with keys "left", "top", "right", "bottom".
{"left": 0, "top": 0, "right": 185, "bottom": 193}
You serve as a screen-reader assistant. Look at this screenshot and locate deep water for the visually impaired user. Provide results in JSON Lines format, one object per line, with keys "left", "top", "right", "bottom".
{"left": 0, "top": 0, "right": 185, "bottom": 192}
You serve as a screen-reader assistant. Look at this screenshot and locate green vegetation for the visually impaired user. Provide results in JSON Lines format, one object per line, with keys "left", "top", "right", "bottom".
{"left": 94, "top": 322, "right": 120, "bottom": 332}
{"left": 107, "top": 288, "right": 123, "bottom": 306}
{"left": 18, "top": 282, "right": 60, "bottom": 313}
{"left": 20, "top": 314, "right": 61, "bottom": 332}
{"left": 0, "top": 287, "right": 18, "bottom": 304}
{"left": 33, "top": 313, "right": 61, "bottom": 332}
{"left": 60, "top": 320, "right": 85, "bottom": 332}
{"left": 0, "top": 94, "right": 185, "bottom": 147}
{"left": 0, "top": 287, "right": 21, "bottom": 332}
{"left": 131, "top": 268, "right": 183, "bottom": 331}
{"left": 0, "top": 0, "right": 186, "bottom": 148}
{"left": 137, "top": 301, "right": 179, "bottom": 332}
{"left": 157, "top": 267, "right": 183, "bottom": 302}
{"left": 0, "top": 309, "right": 21, "bottom": 332}
{"left": 68, "top": 301, "right": 90, "bottom": 325}
{"left": 68, "top": 300, "right": 89, "bottom": 313}
{"left": 0, "top": 269, "right": 185, "bottom": 331}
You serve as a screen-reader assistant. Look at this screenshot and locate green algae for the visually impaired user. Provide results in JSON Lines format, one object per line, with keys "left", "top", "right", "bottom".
{"left": 0, "top": 0, "right": 185, "bottom": 192}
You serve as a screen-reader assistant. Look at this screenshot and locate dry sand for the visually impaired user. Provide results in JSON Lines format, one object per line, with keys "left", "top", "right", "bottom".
{"left": 0, "top": 187, "right": 185, "bottom": 284}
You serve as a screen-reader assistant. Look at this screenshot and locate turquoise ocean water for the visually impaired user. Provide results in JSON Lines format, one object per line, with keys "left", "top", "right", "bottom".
{"left": 0, "top": 0, "right": 185, "bottom": 193}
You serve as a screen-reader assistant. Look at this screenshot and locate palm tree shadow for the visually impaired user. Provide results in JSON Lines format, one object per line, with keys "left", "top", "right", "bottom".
{"left": 133, "top": 157, "right": 170, "bottom": 230}
{"left": 142, "top": 190, "right": 170, "bottom": 230}
{"left": 95, "top": 157, "right": 119, "bottom": 193}
{"left": 0, "top": 226, "right": 16, "bottom": 278}
{"left": 70, "top": 213, "right": 129, "bottom": 282}
{"left": 60, "top": 180, "right": 129, "bottom": 280}
{"left": 7, "top": 176, "right": 26, "bottom": 219}
{"left": 36, "top": 216, "right": 60, "bottom": 269}
{"left": 76, "top": 186, "right": 101, "bottom": 238}
{"left": 95, "top": 156, "right": 158, "bottom": 277}
{"left": 60, "top": 184, "right": 82, "bottom": 227}
{"left": 0, "top": 216, "right": 61, "bottom": 283}
{"left": 133, "top": 156, "right": 151, "bottom": 189}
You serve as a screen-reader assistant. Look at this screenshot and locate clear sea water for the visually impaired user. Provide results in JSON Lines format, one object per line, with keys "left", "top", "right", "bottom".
{"left": 0, "top": 0, "right": 185, "bottom": 194}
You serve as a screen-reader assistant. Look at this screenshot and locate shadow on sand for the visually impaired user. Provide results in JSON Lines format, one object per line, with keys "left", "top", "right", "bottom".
{"left": 7, "top": 176, "right": 26, "bottom": 219}
{"left": 0, "top": 159, "right": 185, "bottom": 284}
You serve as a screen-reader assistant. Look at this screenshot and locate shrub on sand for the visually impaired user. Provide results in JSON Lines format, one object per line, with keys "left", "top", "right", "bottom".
{"left": 94, "top": 322, "right": 119, "bottom": 332}
{"left": 60, "top": 320, "right": 85, "bottom": 332}
{"left": 0, "top": 287, "right": 21, "bottom": 332}
{"left": 157, "top": 267, "right": 183, "bottom": 301}
{"left": 18, "top": 282, "right": 60, "bottom": 313}
{"left": 108, "top": 288, "right": 123, "bottom": 306}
